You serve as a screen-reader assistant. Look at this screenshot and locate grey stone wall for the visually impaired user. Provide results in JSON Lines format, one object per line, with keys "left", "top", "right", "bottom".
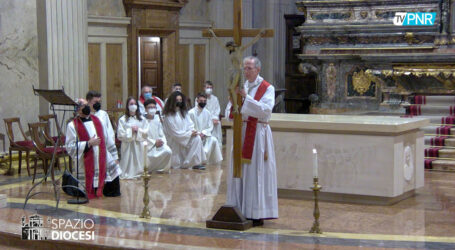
{"left": 0, "top": 0, "right": 39, "bottom": 152}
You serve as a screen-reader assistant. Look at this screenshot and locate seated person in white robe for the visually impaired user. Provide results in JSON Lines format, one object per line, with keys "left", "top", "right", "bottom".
{"left": 117, "top": 97, "right": 148, "bottom": 179}
{"left": 162, "top": 91, "right": 206, "bottom": 169}
{"left": 143, "top": 99, "right": 172, "bottom": 173}
{"left": 195, "top": 81, "right": 222, "bottom": 150}
{"left": 65, "top": 99, "right": 122, "bottom": 198}
{"left": 189, "top": 92, "right": 223, "bottom": 167}
{"left": 138, "top": 85, "right": 164, "bottom": 116}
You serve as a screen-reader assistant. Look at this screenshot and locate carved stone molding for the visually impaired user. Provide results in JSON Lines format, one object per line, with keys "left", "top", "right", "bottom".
{"left": 123, "top": 0, "right": 186, "bottom": 10}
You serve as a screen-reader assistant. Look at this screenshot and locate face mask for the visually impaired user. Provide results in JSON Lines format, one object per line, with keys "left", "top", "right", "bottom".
{"left": 143, "top": 93, "right": 152, "bottom": 100}
{"left": 176, "top": 102, "right": 183, "bottom": 108}
{"left": 82, "top": 105, "right": 91, "bottom": 116}
{"left": 198, "top": 102, "right": 207, "bottom": 109}
{"left": 93, "top": 102, "right": 101, "bottom": 111}
{"left": 205, "top": 88, "right": 213, "bottom": 95}
{"left": 129, "top": 104, "right": 138, "bottom": 113}
{"left": 148, "top": 108, "right": 156, "bottom": 116}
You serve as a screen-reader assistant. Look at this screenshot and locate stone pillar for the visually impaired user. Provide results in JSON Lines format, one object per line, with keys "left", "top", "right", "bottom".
{"left": 179, "top": 0, "right": 211, "bottom": 101}
{"left": 36, "top": 0, "right": 88, "bottom": 114}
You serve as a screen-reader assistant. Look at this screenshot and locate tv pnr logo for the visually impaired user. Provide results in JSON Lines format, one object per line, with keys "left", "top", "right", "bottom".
{"left": 393, "top": 12, "right": 436, "bottom": 26}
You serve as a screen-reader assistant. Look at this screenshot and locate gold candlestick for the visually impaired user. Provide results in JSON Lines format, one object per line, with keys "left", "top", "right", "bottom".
{"left": 140, "top": 143, "right": 151, "bottom": 219}
{"left": 140, "top": 172, "right": 151, "bottom": 219}
{"left": 309, "top": 177, "right": 322, "bottom": 234}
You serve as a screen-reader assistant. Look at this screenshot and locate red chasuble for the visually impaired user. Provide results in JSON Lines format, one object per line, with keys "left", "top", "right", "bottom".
{"left": 73, "top": 115, "right": 107, "bottom": 199}
{"left": 241, "top": 80, "right": 271, "bottom": 163}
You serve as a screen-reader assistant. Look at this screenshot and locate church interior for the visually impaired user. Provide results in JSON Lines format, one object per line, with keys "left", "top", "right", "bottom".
{"left": 1, "top": 0, "right": 455, "bottom": 249}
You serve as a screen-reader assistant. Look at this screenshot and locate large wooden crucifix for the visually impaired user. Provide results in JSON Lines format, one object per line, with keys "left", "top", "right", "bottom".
{"left": 202, "top": 0, "right": 274, "bottom": 178}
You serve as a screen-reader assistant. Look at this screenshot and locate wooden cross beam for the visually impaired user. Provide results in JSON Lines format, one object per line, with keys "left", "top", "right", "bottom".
{"left": 202, "top": 0, "right": 274, "bottom": 178}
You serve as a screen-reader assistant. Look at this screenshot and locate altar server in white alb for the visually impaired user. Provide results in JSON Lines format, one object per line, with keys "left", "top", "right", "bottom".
{"left": 162, "top": 91, "right": 206, "bottom": 169}
{"left": 86, "top": 91, "right": 116, "bottom": 149}
{"left": 143, "top": 99, "right": 172, "bottom": 173}
{"left": 117, "top": 97, "right": 148, "bottom": 179}
{"left": 65, "top": 99, "right": 122, "bottom": 198}
{"left": 195, "top": 81, "right": 222, "bottom": 150}
{"left": 85, "top": 91, "right": 122, "bottom": 195}
{"left": 225, "top": 56, "right": 278, "bottom": 226}
{"left": 189, "top": 92, "right": 223, "bottom": 167}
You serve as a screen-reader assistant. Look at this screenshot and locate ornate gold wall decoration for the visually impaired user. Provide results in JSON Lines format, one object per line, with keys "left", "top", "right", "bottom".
{"left": 360, "top": 11, "right": 368, "bottom": 19}
{"left": 405, "top": 32, "right": 419, "bottom": 45}
{"left": 352, "top": 70, "right": 373, "bottom": 95}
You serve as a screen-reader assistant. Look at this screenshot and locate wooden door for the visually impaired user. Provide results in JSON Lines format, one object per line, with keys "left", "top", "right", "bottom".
{"left": 193, "top": 44, "right": 206, "bottom": 98}
{"left": 141, "top": 37, "right": 162, "bottom": 98}
{"left": 88, "top": 43, "right": 101, "bottom": 93}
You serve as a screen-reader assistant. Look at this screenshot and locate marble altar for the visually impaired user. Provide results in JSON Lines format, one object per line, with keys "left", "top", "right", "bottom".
{"left": 224, "top": 114, "right": 430, "bottom": 205}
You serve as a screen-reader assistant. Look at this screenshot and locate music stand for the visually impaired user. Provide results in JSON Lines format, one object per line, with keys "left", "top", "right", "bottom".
{"left": 23, "top": 87, "right": 88, "bottom": 210}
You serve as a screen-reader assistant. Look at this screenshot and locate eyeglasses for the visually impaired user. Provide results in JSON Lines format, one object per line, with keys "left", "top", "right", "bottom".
{"left": 243, "top": 67, "right": 256, "bottom": 71}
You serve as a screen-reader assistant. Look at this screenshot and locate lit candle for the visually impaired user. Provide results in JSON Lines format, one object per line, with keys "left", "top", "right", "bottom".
{"left": 143, "top": 141, "right": 148, "bottom": 173}
{"left": 312, "top": 148, "right": 318, "bottom": 178}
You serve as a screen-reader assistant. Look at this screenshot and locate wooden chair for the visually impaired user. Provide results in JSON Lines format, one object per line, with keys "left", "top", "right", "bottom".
{"left": 28, "top": 122, "right": 72, "bottom": 183}
{"left": 4, "top": 118, "right": 34, "bottom": 176}
{"left": 38, "top": 114, "right": 65, "bottom": 145}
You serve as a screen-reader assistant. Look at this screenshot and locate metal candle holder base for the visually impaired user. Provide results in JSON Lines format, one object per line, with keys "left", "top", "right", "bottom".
{"left": 140, "top": 171, "right": 151, "bottom": 219}
{"left": 309, "top": 177, "right": 322, "bottom": 234}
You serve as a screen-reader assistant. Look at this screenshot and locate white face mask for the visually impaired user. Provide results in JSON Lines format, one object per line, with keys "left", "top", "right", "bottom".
{"left": 148, "top": 108, "right": 157, "bottom": 116}
{"left": 128, "top": 104, "right": 138, "bottom": 113}
{"left": 205, "top": 88, "right": 213, "bottom": 95}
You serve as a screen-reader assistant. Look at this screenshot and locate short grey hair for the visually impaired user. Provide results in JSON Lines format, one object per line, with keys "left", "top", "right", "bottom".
{"left": 243, "top": 56, "right": 261, "bottom": 70}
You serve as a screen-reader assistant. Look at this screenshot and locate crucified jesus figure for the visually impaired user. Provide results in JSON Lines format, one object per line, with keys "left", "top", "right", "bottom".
{"left": 208, "top": 28, "right": 266, "bottom": 114}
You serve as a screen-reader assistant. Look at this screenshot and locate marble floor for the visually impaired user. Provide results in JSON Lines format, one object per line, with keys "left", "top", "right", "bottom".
{"left": 0, "top": 154, "right": 454, "bottom": 249}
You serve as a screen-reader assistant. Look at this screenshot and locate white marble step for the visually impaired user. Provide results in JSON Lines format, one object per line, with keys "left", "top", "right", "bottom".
{"left": 421, "top": 125, "right": 455, "bottom": 135}
{"left": 414, "top": 105, "right": 455, "bottom": 115}
{"left": 431, "top": 160, "right": 455, "bottom": 172}
{"left": 0, "top": 194, "right": 6, "bottom": 208}
{"left": 444, "top": 138, "right": 455, "bottom": 147}
{"left": 438, "top": 149, "right": 455, "bottom": 158}
{"left": 408, "top": 115, "right": 449, "bottom": 124}
{"left": 416, "top": 96, "right": 455, "bottom": 105}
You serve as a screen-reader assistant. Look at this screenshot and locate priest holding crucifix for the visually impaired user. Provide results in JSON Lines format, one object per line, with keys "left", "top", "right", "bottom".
{"left": 225, "top": 56, "right": 278, "bottom": 226}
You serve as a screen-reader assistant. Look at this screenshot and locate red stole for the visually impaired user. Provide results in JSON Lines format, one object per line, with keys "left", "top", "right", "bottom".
{"left": 241, "top": 80, "right": 271, "bottom": 163}
{"left": 152, "top": 96, "right": 163, "bottom": 109}
{"left": 73, "top": 115, "right": 107, "bottom": 199}
{"left": 140, "top": 95, "right": 163, "bottom": 109}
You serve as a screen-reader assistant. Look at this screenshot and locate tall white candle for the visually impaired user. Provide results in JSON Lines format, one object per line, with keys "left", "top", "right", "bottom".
{"left": 143, "top": 141, "right": 148, "bottom": 172}
{"left": 312, "top": 148, "right": 318, "bottom": 178}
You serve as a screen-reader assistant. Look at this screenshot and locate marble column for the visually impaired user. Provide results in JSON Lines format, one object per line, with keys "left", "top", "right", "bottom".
{"left": 0, "top": 0, "right": 39, "bottom": 150}
{"left": 36, "top": 0, "right": 88, "bottom": 115}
